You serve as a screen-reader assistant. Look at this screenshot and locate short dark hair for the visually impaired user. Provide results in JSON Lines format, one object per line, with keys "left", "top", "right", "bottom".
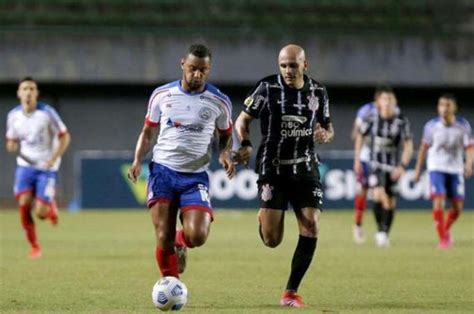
{"left": 187, "top": 44, "right": 211, "bottom": 59}
{"left": 374, "top": 85, "right": 394, "bottom": 98}
{"left": 19, "top": 76, "right": 36, "bottom": 85}
{"left": 439, "top": 93, "right": 457, "bottom": 103}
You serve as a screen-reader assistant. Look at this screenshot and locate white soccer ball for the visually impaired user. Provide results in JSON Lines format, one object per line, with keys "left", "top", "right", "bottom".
{"left": 151, "top": 276, "right": 188, "bottom": 311}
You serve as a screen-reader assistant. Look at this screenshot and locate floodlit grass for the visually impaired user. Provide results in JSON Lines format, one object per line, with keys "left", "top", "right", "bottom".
{"left": 1, "top": 209, "right": 473, "bottom": 313}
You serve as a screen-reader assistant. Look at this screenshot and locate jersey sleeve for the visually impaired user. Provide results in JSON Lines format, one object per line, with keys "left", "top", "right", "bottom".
{"left": 358, "top": 118, "right": 372, "bottom": 136}
{"left": 421, "top": 121, "right": 433, "bottom": 146}
{"left": 6, "top": 111, "right": 19, "bottom": 140}
{"left": 216, "top": 96, "right": 233, "bottom": 135}
{"left": 462, "top": 119, "right": 474, "bottom": 148}
{"left": 45, "top": 105, "right": 68, "bottom": 137}
{"left": 401, "top": 116, "right": 413, "bottom": 141}
{"left": 243, "top": 81, "right": 268, "bottom": 119}
{"left": 316, "top": 87, "right": 331, "bottom": 127}
{"left": 145, "top": 90, "right": 162, "bottom": 127}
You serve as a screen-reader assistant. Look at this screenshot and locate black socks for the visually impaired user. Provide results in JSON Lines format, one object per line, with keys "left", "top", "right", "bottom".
{"left": 286, "top": 235, "right": 317, "bottom": 291}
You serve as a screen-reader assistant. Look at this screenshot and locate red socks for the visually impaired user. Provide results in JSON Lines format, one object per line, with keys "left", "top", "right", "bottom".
{"left": 19, "top": 204, "right": 39, "bottom": 249}
{"left": 155, "top": 247, "right": 179, "bottom": 278}
{"left": 432, "top": 209, "right": 445, "bottom": 240}
{"left": 175, "top": 229, "right": 190, "bottom": 248}
{"left": 445, "top": 209, "right": 460, "bottom": 231}
{"left": 354, "top": 194, "right": 366, "bottom": 226}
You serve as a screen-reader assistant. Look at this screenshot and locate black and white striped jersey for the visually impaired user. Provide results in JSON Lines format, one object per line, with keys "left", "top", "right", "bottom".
{"left": 243, "top": 74, "right": 331, "bottom": 180}
{"left": 359, "top": 113, "right": 412, "bottom": 171}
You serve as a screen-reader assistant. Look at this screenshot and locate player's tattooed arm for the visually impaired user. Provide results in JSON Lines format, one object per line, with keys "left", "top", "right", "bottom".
{"left": 128, "top": 124, "right": 160, "bottom": 183}
{"left": 314, "top": 123, "right": 334, "bottom": 144}
{"left": 234, "top": 112, "right": 255, "bottom": 165}
{"left": 414, "top": 143, "right": 429, "bottom": 182}
{"left": 218, "top": 132, "right": 236, "bottom": 179}
{"left": 392, "top": 138, "right": 414, "bottom": 181}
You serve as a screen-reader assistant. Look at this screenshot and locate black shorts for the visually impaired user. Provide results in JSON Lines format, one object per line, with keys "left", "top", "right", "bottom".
{"left": 257, "top": 177, "right": 324, "bottom": 211}
{"left": 369, "top": 170, "right": 398, "bottom": 197}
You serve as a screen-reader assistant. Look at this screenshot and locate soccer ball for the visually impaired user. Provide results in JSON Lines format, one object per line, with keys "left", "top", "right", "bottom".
{"left": 151, "top": 276, "right": 188, "bottom": 311}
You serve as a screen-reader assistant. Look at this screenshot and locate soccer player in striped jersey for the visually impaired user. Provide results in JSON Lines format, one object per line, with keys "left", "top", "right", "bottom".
{"left": 234, "top": 44, "right": 334, "bottom": 308}
{"left": 354, "top": 88, "right": 413, "bottom": 247}
{"left": 5, "top": 77, "right": 71, "bottom": 259}
{"left": 127, "top": 44, "right": 235, "bottom": 279}
{"left": 414, "top": 94, "right": 473, "bottom": 249}
{"left": 351, "top": 87, "right": 398, "bottom": 244}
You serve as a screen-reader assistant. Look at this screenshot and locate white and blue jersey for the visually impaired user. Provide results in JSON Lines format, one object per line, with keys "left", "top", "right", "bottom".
{"left": 422, "top": 116, "right": 473, "bottom": 200}
{"left": 144, "top": 81, "right": 233, "bottom": 214}
{"left": 355, "top": 102, "right": 376, "bottom": 163}
{"left": 6, "top": 102, "right": 68, "bottom": 203}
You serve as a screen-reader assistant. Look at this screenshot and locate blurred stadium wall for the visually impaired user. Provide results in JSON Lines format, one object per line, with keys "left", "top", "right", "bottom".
{"left": 1, "top": 1, "right": 473, "bottom": 208}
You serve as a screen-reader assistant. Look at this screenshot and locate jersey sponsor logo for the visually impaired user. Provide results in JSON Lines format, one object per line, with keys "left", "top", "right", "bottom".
{"left": 307, "top": 96, "right": 319, "bottom": 112}
{"left": 282, "top": 115, "right": 307, "bottom": 124}
{"left": 280, "top": 120, "right": 312, "bottom": 138}
{"left": 261, "top": 184, "right": 273, "bottom": 202}
{"left": 166, "top": 118, "right": 204, "bottom": 133}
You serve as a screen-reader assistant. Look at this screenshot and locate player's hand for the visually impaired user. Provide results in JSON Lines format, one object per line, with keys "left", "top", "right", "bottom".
{"left": 464, "top": 163, "right": 473, "bottom": 178}
{"left": 233, "top": 146, "right": 253, "bottom": 165}
{"left": 219, "top": 151, "right": 236, "bottom": 179}
{"left": 43, "top": 156, "right": 58, "bottom": 169}
{"left": 127, "top": 161, "right": 141, "bottom": 183}
{"left": 353, "top": 160, "right": 362, "bottom": 175}
{"left": 314, "top": 123, "right": 329, "bottom": 144}
{"left": 391, "top": 166, "right": 405, "bottom": 181}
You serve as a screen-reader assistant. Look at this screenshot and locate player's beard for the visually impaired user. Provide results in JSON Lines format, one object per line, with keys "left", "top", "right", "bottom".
{"left": 187, "top": 79, "right": 204, "bottom": 92}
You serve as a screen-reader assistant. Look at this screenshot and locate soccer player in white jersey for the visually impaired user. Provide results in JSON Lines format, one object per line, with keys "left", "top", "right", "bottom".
{"left": 414, "top": 94, "right": 473, "bottom": 249}
{"left": 127, "top": 44, "right": 235, "bottom": 279}
{"left": 351, "top": 87, "right": 398, "bottom": 244}
{"left": 5, "top": 77, "right": 71, "bottom": 259}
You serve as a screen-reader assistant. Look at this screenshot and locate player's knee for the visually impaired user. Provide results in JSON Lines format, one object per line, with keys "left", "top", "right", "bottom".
{"left": 184, "top": 229, "right": 208, "bottom": 248}
{"left": 35, "top": 204, "right": 49, "bottom": 219}
{"left": 300, "top": 219, "right": 318, "bottom": 238}
{"left": 261, "top": 232, "right": 282, "bottom": 248}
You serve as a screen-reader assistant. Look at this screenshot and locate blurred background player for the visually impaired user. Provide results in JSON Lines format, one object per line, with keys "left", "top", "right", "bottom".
{"left": 127, "top": 44, "right": 235, "bottom": 279}
{"left": 354, "top": 88, "right": 412, "bottom": 248}
{"left": 234, "top": 44, "right": 334, "bottom": 307}
{"left": 351, "top": 87, "right": 398, "bottom": 244}
{"left": 414, "top": 94, "right": 473, "bottom": 249}
{"left": 5, "top": 77, "right": 71, "bottom": 259}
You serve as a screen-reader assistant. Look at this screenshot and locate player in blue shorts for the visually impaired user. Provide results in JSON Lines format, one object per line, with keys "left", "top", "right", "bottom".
{"left": 414, "top": 94, "right": 473, "bottom": 249}
{"left": 127, "top": 44, "right": 235, "bottom": 278}
{"left": 5, "top": 77, "right": 71, "bottom": 259}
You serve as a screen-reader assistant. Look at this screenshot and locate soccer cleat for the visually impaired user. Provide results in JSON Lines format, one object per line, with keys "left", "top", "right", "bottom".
{"left": 444, "top": 231, "right": 453, "bottom": 246}
{"left": 175, "top": 230, "right": 187, "bottom": 274}
{"left": 438, "top": 232, "right": 453, "bottom": 249}
{"left": 375, "top": 232, "right": 390, "bottom": 248}
{"left": 353, "top": 225, "right": 366, "bottom": 244}
{"left": 28, "top": 246, "right": 42, "bottom": 259}
{"left": 280, "top": 291, "right": 304, "bottom": 308}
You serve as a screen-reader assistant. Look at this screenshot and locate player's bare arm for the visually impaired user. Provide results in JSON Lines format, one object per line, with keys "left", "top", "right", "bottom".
{"left": 314, "top": 122, "right": 334, "bottom": 144}
{"left": 353, "top": 132, "right": 364, "bottom": 175}
{"left": 465, "top": 146, "right": 474, "bottom": 178}
{"left": 45, "top": 132, "right": 71, "bottom": 169}
{"left": 128, "top": 124, "right": 159, "bottom": 182}
{"left": 414, "top": 143, "right": 429, "bottom": 182}
{"left": 392, "top": 138, "right": 413, "bottom": 181}
{"left": 234, "top": 111, "right": 254, "bottom": 165}
{"left": 6, "top": 139, "right": 19, "bottom": 153}
{"left": 218, "top": 132, "right": 236, "bottom": 179}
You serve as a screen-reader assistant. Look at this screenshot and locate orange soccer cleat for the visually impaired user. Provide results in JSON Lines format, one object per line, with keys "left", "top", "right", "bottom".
{"left": 280, "top": 291, "right": 304, "bottom": 308}
{"left": 28, "top": 246, "right": 42, "bottom": 259}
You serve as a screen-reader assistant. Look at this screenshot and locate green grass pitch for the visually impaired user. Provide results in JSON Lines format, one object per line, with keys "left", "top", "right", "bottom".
{"left": 0, "top": 210, "right": 473, "bottom": 313}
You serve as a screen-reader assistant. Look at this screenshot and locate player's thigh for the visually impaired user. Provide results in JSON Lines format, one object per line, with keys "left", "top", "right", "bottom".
{"left": 147, "top": 162, "right": 175, "bottom": 209}
{"left": 429, "top": 171, "right": 447, "bottom": 199}
{"left": 447, "top": 173, "right": 465, "bottom": 204}
{"left": 257, "top": 181, "right": 287, "bottom": 234}
{"left": 14, "top": 166, "right": 36, "bottom": 205}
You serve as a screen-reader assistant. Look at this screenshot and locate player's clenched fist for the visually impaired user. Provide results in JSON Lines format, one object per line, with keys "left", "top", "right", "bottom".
{"left": 127, "top": 161, "right": 141, "bottom": 183}
{"left": 234, "top": 146, "right": 253, "bottom": 165}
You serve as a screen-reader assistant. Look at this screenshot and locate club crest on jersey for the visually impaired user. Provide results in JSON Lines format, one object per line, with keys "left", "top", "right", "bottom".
{"left": 308, "top": 96, "right": 319, "bottom": 112}
{"left": 199, "top": 107, "right": 212, "bottom": 120}
{"left": 261, "top": 184, "right": 274, "bottom": 202}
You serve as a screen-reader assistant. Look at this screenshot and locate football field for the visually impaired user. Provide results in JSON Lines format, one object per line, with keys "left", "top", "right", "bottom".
{"left": 1, "top": 209, "right": 473, "bottom": 313}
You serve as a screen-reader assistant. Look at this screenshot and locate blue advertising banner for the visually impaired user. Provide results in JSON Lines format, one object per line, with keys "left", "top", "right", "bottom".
{"left": 75, "top": 151, "right": 473, "bottom": 209}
